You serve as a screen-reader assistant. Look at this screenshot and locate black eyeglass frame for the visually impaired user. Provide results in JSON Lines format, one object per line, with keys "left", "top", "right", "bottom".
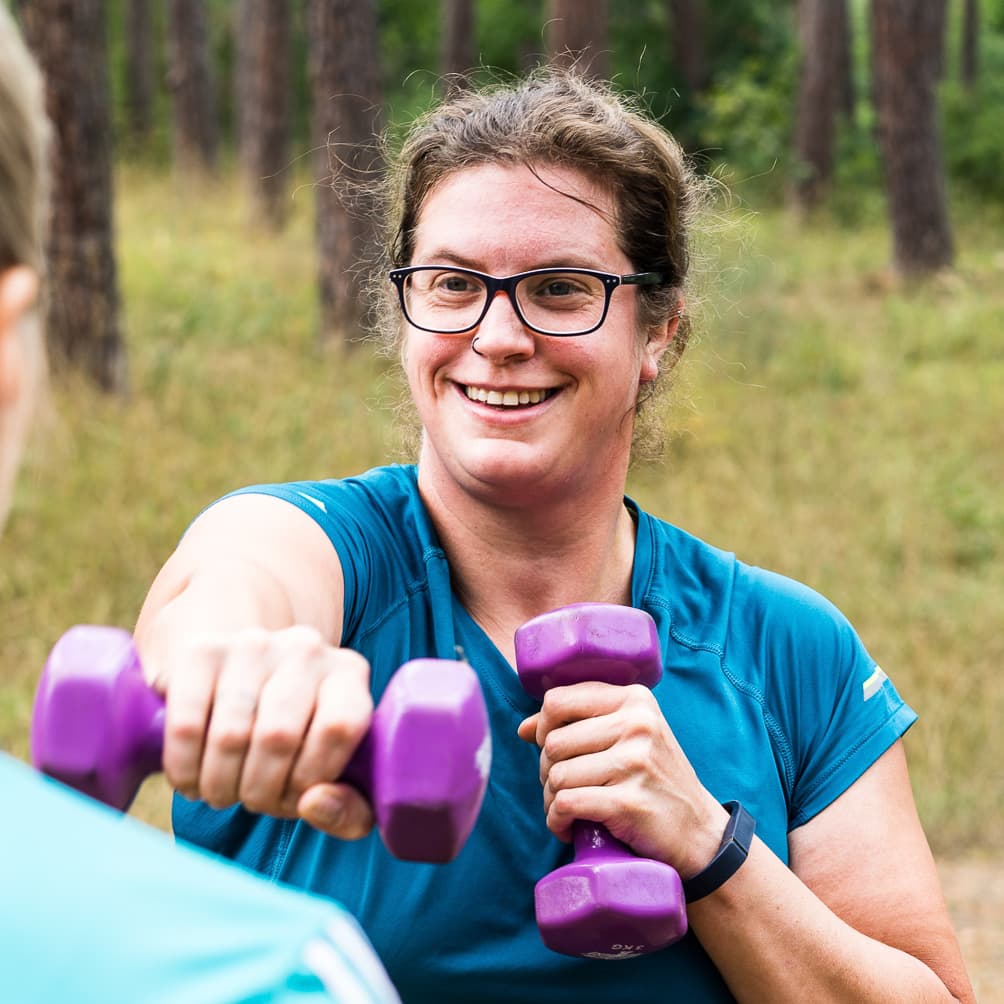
{"left": 388, "top": 265, "right": 664, "bottom": 337}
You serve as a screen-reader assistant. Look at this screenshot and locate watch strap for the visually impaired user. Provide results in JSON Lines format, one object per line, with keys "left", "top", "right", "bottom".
{"left": 682, "top": 801, "right": 756, "bottom": 903}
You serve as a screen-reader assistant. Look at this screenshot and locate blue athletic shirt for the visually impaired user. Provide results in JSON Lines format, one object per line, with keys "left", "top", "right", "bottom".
{"left": 174, "top": 463, "right": 917, "bottom": 1004}
{"left": 2, "top": 753, "right": 400, "bottom": 1004}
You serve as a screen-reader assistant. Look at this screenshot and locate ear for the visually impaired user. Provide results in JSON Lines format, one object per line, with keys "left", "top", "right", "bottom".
{"left": 0, "top": 266, "right": 40, "bottom": 405}
{"left": 639, "top": 299, "right": 684, "bottom": 385}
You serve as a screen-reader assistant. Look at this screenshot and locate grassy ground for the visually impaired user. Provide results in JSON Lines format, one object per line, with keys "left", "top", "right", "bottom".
{"left": 1, "top": 166, "right": 1001, "bottom": 986}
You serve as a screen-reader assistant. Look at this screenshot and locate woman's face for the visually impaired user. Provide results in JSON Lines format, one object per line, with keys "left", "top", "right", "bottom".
{"left": 403, "top": 162, "right": 671, "bottom": 506}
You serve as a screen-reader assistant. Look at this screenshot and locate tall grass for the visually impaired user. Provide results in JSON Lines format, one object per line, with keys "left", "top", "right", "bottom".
{"left": 1, "top": 165, "right": 1001, "bottom": 855}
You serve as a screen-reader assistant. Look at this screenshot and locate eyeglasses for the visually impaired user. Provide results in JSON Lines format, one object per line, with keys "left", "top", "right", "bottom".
{"left": 388, "top": 266, "right": 664, "bottom": 337}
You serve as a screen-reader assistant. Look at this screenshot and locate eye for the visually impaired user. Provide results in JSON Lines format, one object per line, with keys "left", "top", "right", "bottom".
{"left": 538, "top": 279, "right": 578, "bottom": 297}
{"left": 432, "top": 271, "right": 480, "bottom": 295}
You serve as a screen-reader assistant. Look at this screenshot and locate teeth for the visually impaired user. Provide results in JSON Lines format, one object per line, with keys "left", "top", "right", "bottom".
{"left": 465, "top": 386, "right": 549, "bottom": 407}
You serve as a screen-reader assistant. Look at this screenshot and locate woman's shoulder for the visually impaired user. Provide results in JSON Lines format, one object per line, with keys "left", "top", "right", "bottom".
{"left": 218, "top": 464, "right": 422, "bottom": 535}
{"left": 635, "top": 505, "right": 859, "bottom": 661}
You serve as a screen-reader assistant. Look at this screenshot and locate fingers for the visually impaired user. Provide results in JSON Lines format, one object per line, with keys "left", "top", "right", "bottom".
{"left": 159, "top": 627, "right": 375, "bottom": 826}
{"left": 298, "top": 781, "right": 375, "bottom": 840}
{"left": 517, "top": 681, "right": 701, "bottom": 856}
{"left": 286, "top": 650, "right": 372, "bottom": 800}
{"left": 201, "top": 630, "right": 273, "bottom": 808}
{"left": 162, "top": 635, "right": 228, "bottom": 801}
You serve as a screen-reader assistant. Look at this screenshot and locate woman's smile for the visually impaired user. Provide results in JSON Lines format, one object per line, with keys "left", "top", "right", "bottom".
{"left": 461, "top": 384, "right": 557, "bottom": 408}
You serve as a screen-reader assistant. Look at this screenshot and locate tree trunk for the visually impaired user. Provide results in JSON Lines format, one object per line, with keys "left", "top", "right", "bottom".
{"left": 441, "top": 0, "right": 475, "bottom": 92}
{"left": 870, "top": 0, "right": 953, "bottom": 276}
{"left": 668, "top": 0, "right": 708, "bottom": 94}
{"left": 124, "top": 0, "right": 154, "bottom": 141}
{"left": 835, "top": 0, "right": 855, "bottom": 119}
{"left": 790, "top": 0, "right": 846, "bottom": 210}
{"left": 546, "top": 0, "right": 610, "bottom": 80}
{"left": 307, "top": 0, "right": 384, "bottom": 346}
{"left": 20, "top": 0, "right": 126, "bottom": 391}
{"left": 236, "top": 0, "right": 292, "bottom": 229}
{"left": 961, "top": 0, "right": 979, "bottom": 89}
{"left": 166, "top": 0, "right": 219, "bottom": 173}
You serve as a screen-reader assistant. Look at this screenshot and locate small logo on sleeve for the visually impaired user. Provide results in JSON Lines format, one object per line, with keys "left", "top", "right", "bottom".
{"left": 862, "top": 665, "right": 889, "bottom": 701}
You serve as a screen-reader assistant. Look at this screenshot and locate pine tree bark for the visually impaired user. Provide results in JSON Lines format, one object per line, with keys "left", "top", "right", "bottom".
{"left": 166, "top": 0, "right": 219, "bottom": 173}
{"left": 835, "top": 0, "right": 855, "bottom": 119}
{"left": 236, "top": 0, "right": 292, "bottom": 229}
{"left": 961, "top": 0, "right": 980, "bottom": 89}
{"left": 308, "top": 0, "right": 384, "bottom": 346}
{"left": 441, "top": 0, "right": 476, "bottom": 92}
{"left": 546, "top": 0, "right": 610, "bottom": 80}
{"left": 791, "top": 0, "right": 846, "bottom": 210}
{"left": 125, "top": 0, "right": 154, "bottom": 141}
{"left": 20, "top": 0, "right": 126, "bottom": 391}
{"left": 870, "top": 0, "right": 954, "bottom": 276}
{"left": 668, "top": 0, "right": 708, "bottom": 94}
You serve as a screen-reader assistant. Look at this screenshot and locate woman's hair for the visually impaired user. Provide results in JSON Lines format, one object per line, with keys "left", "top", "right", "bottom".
{"left": 0, "top": 5, "right": 49, "bottom": 529}
{"left": 373, "top": 68, "right": 710, "bottom": 460}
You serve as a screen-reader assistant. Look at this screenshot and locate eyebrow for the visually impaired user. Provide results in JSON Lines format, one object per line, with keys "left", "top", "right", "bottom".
{"left": 411, "top": 248, "right": 610, "bottom": 272}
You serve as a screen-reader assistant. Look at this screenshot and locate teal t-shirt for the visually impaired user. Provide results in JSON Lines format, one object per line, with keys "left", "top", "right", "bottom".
{"left": 1, "top": 754, "right": 399, "bottom": 1004}
{"left": 174, "top": 464, "right": 917, "bottom": 1003}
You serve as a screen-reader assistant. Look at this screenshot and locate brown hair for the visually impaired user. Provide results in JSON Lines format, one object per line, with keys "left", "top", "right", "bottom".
{"left": 373, "top": 69, "right": 709, "bottom": 459}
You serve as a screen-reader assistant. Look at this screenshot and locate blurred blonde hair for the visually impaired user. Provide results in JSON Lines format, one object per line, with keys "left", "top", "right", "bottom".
{"left": 0, "top": 4, "right": 49, "bottom": 530}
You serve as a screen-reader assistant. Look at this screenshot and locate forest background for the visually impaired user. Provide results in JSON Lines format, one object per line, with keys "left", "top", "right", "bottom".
{"left": 0, "top": 0, "right": 1001, "bottom": 996}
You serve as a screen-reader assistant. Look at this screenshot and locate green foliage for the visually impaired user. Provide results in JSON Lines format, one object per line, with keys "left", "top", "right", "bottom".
{"left": 96, "top": 0, "right": 1004, "bottom": 211}
{"left": 941, "top": 31, "right": 1004, "bottom": 204}
{"left": 693, "top": 48, "right": 799, "bottom": 199}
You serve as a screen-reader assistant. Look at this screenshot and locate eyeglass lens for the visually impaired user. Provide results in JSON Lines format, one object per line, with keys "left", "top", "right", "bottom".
{"left": 402, "top": 269, "right": 609, "bottom": 335}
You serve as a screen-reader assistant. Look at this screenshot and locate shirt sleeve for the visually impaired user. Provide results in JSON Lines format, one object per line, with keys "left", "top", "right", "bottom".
{"left": 736, "top": 567, "right": 918, "bottom": 829}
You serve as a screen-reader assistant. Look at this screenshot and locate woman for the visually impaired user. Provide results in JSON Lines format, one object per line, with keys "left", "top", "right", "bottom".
{"left": 0, "top": 8, "right": 397, "bottom": 1002}
{"left": 136, "top": 71, "right": 974, "bottom": 1003}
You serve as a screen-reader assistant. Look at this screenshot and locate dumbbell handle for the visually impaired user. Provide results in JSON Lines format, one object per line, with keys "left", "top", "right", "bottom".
{"left": 31, "top": 625, "right": 491, "bottom": 863}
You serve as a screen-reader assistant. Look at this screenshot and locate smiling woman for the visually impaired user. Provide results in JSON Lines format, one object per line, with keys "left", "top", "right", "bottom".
{"left": 134, "top": 69, "right": 974, "bottom": 1004}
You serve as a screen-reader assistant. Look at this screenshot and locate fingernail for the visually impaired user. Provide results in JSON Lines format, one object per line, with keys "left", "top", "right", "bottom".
{"left": 310, "top": 792, "right": 346, "bottom": 829}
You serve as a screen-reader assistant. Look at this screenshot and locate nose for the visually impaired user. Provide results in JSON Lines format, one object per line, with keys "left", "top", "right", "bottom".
{"left": 471, "top": 290, "right": 536, "bottom": 361}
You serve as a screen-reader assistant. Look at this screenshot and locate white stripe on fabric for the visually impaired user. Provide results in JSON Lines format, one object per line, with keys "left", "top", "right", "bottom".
{"left": 300, "top": 915, "right": 401, "bottom": 1004}
{"left": 862, "top": 665, "right": 889, "bottom": 701}
{"left": 297, "top": 491, "right": 328, "bottom": 513}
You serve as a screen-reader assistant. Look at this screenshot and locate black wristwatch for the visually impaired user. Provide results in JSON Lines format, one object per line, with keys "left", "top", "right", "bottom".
{"left": 681, "top": 801, "right": 756, "bottom": 903}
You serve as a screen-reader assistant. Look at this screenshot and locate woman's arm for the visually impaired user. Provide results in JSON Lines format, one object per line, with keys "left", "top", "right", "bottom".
{"left": 690, "top": 742, "right": 974, "bottom": 1003}
{"left": 134, "top": 492, "right": 376, "bottom": 838}
{"left": 521, "top": 685, "right": 974, "bottom": 1003}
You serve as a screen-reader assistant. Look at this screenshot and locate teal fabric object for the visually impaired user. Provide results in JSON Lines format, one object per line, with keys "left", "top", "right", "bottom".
{"left": 1, "top": 753, "right": 399, "bottom": 1004}
{"left": 175, "top": 464, "right": 917, "bottom": 1004}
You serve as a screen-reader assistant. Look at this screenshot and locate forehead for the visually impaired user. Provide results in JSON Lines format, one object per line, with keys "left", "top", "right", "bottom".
{"left": 412, "top": 163, "right": 623, "bottom": 267}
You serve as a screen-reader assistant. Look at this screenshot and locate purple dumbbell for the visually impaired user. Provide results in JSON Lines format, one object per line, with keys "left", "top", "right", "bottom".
{"left": 515, "top": 602, "right": 688, "bottom": 959}
{"left": 30, "top": 625, "right": 491, "bottom": 864}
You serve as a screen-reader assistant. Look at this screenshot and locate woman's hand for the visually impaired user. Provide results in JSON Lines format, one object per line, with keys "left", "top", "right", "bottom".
{"left": 518, "top": 681, "right": 726, "bottom": 878}
{"left": 146, "top": 624, "right": 376, "bottom": 840}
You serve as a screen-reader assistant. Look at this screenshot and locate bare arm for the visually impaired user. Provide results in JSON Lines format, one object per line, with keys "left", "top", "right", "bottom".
{"left": 521, "top": 685, "right": 974, "bottom": 1003}
{"left": 135, "top": 492, "right": 376, "bottom": 838}
{"left": 690, "top": 743, "right": 974, "bottom": 1003}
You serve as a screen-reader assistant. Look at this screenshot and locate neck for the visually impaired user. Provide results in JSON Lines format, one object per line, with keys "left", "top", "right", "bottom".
{"left": 417, "top": 460, "right": 637, "bottom": 664}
